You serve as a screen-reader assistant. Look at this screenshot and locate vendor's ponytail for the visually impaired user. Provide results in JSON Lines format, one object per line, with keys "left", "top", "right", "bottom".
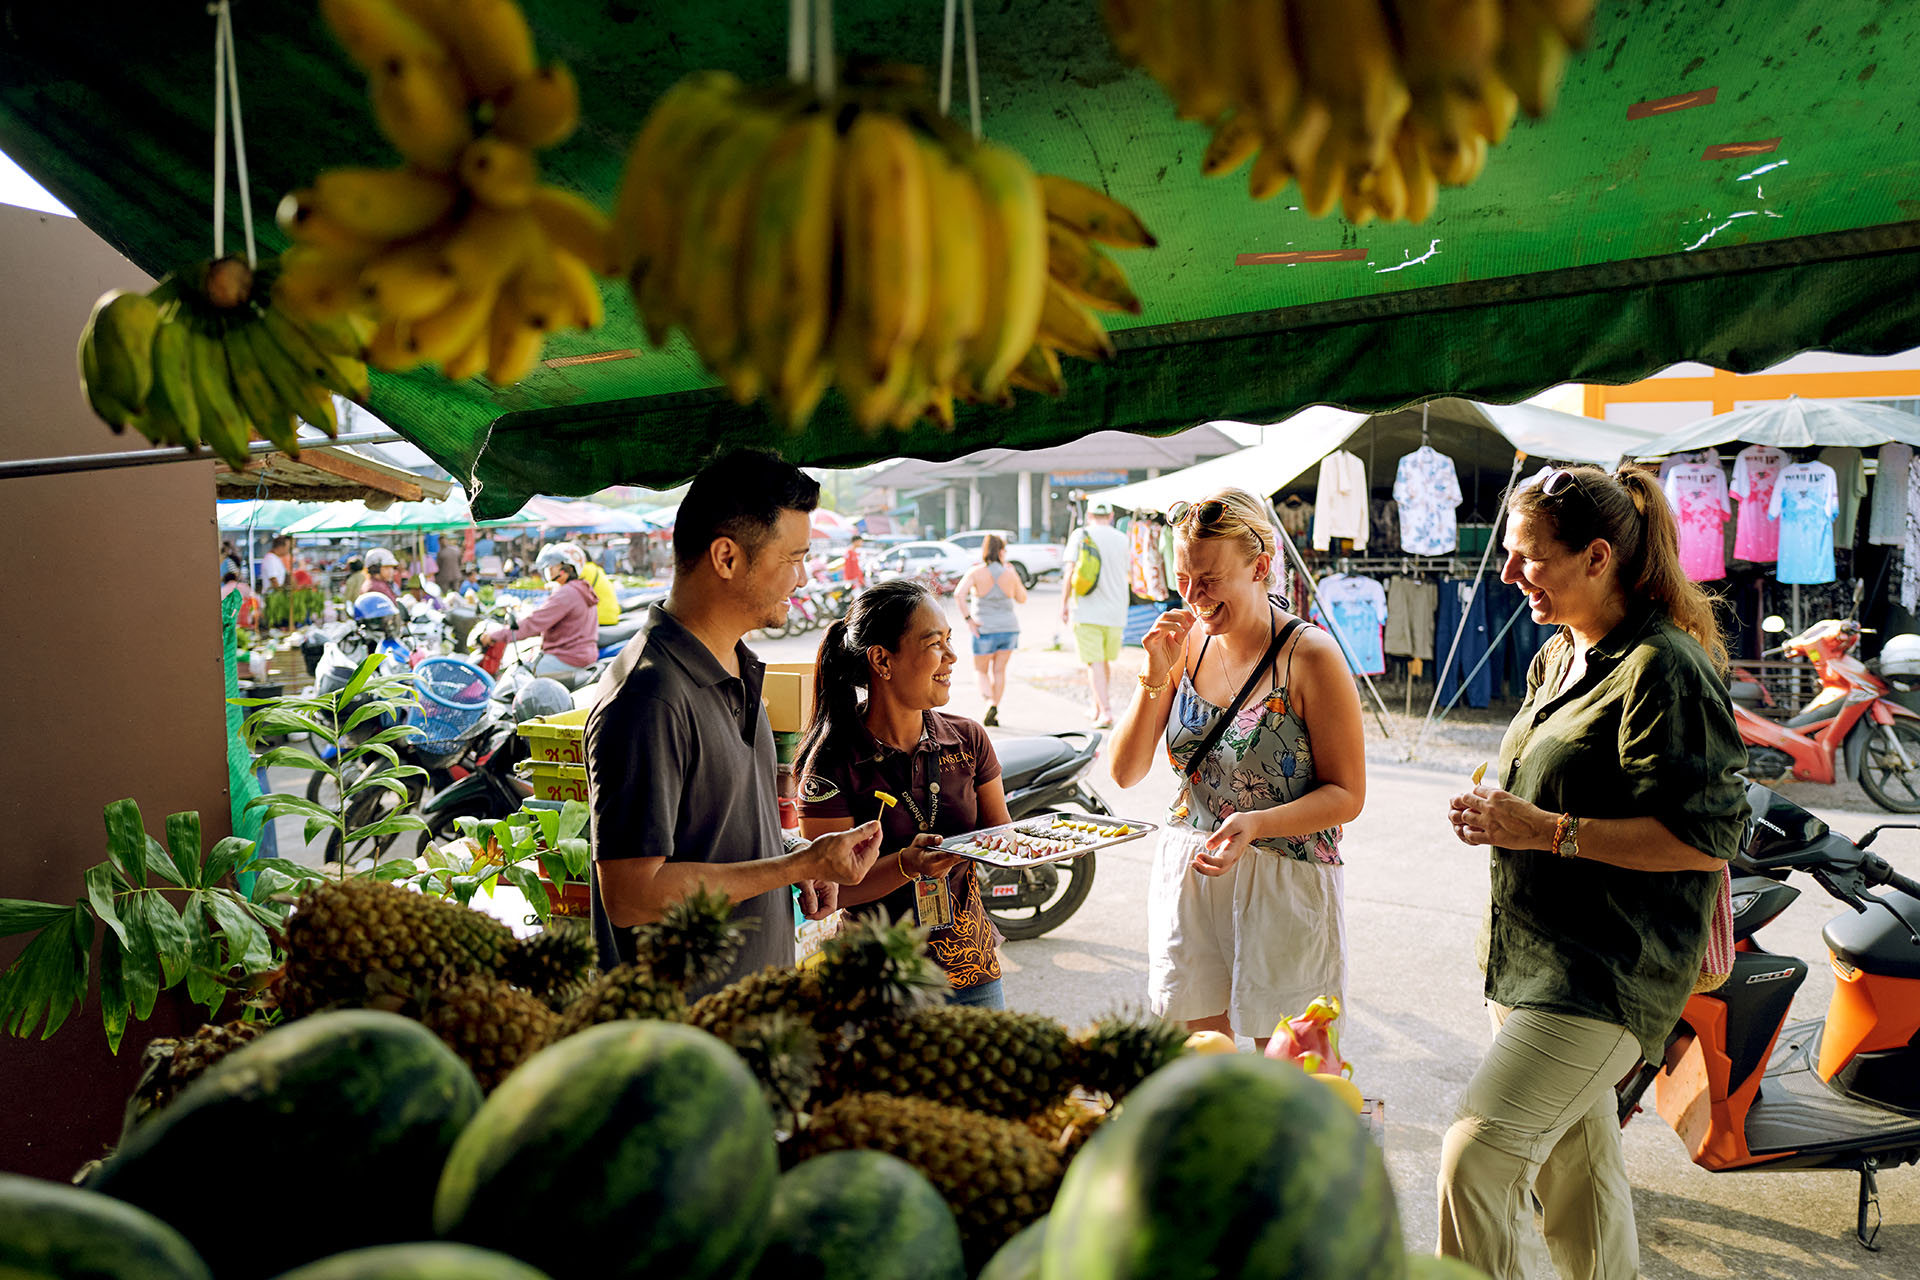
{"left": 797, "top": 579, "right": 936, "bottom": 769}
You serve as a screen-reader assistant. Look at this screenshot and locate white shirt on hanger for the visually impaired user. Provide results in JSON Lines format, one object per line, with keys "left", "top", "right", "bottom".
{"left": 1312, "top": 450, "right": 1370, "bottom": 551}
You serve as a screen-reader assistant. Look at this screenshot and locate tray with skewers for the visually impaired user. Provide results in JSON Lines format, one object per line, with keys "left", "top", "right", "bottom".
{"left": 937, "top": 810, "right": 1158, "bottom": 868}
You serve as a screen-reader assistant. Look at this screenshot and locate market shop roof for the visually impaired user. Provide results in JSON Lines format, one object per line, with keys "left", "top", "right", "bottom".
{"left": 865, "top": 424, "right": 1243, "bottom": 490}
{"left": 212, "top": 441, "right": 453, "bottom": 504}
{"left": 5, "top": 1, "right": 1917, "bottom": 517}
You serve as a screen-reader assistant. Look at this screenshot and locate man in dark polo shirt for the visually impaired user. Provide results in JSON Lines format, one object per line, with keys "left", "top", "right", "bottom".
{"left": 585, "top": 451, "right": 883, "bottom": 989}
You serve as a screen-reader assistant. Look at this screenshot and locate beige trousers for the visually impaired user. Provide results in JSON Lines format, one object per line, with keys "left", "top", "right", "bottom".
{"left": 1437, "top": 1003, "right": 1645, "bottom": 1280}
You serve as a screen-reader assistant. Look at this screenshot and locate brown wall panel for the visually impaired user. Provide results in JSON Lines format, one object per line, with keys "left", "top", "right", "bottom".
{"left": 0, "top": 205, "right": 232, "bottom": 1179}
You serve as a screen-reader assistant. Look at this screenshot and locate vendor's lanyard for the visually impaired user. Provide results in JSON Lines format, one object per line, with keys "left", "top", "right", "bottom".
{"left": 888, "top": 727, "right": 952, "bottom": 930}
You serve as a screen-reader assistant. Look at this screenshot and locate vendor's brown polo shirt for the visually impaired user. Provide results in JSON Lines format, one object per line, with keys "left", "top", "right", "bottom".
{"left": 799, "top": 711, "right": 1003, "bottom": 989}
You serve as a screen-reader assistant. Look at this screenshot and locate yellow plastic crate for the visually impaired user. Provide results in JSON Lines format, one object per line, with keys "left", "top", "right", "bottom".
{"left": 520, "top": 759, "right": 589, "bottom": 804}
{"left": 516, "top": 707, "right": 589, "bottom": 765}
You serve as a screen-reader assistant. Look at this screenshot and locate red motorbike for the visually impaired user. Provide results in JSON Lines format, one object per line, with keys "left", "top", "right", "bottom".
{"left": 1730, "top": 618, "right": 1920, "bottom": 814}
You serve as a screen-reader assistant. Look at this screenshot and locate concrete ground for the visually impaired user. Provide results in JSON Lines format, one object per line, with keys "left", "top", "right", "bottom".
{"left": 265, "top": 580, "right": 1920, "bottom": 1275}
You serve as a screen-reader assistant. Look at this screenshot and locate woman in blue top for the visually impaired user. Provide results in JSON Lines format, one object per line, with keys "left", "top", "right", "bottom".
{"left": 1108, "top": 487, "right": 1366, "bottom": 1049}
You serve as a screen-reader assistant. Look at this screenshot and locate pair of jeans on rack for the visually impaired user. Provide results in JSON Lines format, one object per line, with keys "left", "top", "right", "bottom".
{"left": 1436, "top": 578, "right": 1491, "bottom": 709}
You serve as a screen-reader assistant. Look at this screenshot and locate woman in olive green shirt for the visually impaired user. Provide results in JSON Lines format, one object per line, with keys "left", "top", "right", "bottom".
{"left": 1439, "top": 465, "right": 1746, "bottom": 1280}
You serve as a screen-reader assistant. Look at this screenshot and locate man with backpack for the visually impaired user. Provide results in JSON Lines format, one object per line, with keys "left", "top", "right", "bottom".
{"left": 1061, "top": 500, "right": 1132, "bottom": 727}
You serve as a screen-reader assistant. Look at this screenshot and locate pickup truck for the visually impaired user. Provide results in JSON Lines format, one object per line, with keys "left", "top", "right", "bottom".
{"left": 946, "top": 530, "right": 1065, "bottom": 589}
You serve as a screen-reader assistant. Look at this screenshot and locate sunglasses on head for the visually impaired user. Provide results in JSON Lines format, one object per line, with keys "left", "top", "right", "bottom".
{"left": 1167, "top": 498, "right": 1229, "bottom": 529}
{"left": 1537, "top": 468, "right": 1597, "bottom": 505}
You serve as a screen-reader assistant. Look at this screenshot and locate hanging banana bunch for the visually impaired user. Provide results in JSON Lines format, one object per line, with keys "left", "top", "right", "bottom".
{"left": 278, "top": 0, "right": 612, "bottom": 386}
{"left": 77, "top": 256, "right": 370, "bottom": 468}
{"left": 610, "top": 68, "right": 1156, "bottom": 433}
{"left": 1105, "top": 0, "right": 1596, "bottom": 224}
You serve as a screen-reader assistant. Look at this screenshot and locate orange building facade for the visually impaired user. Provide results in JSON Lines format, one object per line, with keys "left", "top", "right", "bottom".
{"left": 1582, "top": 348, "right": 1920, "bottom": 432}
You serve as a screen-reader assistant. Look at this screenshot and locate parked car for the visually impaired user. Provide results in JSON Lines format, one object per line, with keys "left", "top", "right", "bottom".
{"left": 870, "top": 540, "right": 974, "bottom": 590}
{"left": 947, "top": 529, "right": 1065, "bottom": 588}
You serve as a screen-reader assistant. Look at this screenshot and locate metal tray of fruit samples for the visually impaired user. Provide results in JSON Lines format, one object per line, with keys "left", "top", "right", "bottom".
{"left": 939, "top": 810, "right": 1158, "bottom": 868}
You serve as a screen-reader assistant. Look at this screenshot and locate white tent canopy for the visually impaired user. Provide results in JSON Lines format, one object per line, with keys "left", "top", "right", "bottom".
{"left": 1631, "top": 395, "right": 1920, "bottom": 457}
{"left": 1089, "top": 399, "right": 1661, "bottom": 513}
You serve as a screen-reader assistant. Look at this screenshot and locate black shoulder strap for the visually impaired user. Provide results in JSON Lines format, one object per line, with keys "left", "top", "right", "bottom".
{"left": 1186, "top": 615, "right": 1305, "bottom": 784}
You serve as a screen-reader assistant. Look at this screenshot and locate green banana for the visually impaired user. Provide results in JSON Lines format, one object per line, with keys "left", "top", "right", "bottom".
{"left": 141, "top": 318, "right": 203, "bottom": 448}
{"left": 243, "top": 320, "right": 336, "bottom": 438}
{"left": 77, "top": 289, "right": 162, "bottom": 430}
{"left": 189, "top": 326, "right": 253, "bottom": 467}
{"left": 262, "top": 306, "right": 369, "bottom": 404}
{"left": 224, "top": 322, "right": 301, "bottom": 454}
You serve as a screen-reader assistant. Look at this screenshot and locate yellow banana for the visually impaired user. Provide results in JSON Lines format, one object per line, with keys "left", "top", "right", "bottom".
{"left": 1038, "top": 279, "right": 1116, "bottom": 363}
{"left": 1340, "top": 176, "right": 1378, "bottom": 228}
{"left": 492, "top": 62, "right": 580, "bottom": 149}
{"left": 1247, "top": 139, "right": 1292, "bottom": 201}
{"left": 1534, "top": 0, "right": 1598, "bottom": 47}
{"left": 364, "top": 317, "right": 424, "bottom": 372}
{"left": 836, "top": 111, "right": 932, "bottom": 387}
{"left": 459, "top": 136, "right": 537, "bottom": 209}
{"left": 404, "top": 287, "right": 498, "bottom": 364}
{"left": 1291, "top": 0, "right": 1411, "bottom": 174}
{"left": 77, "top": 290, "right": 161, "bottom": 430}
{"left": 675, "top": 107, "right": 785, "bottom": 374}
{"left": 1497, "top": 0, "right": 1571, "bottom": 117}
{"left": 1277, "top": 95, "right": 1335, "bottom": 181}
{"left": 968, "top": 142, "right": 1048, "bottom": 397}
{"left": 273, "top": 248, "right": 366, "bottom": 320}
{"left": 1239, "top": 0, "right": 1302, "bottom": 130}
{"left": 439, "top": 206, "right": 540, "bottom": 292}
{"left": 1102, "top": 0, "right": 1151, "bottom": 62}
{"left": 1007, "top": 343, "right": 1066, "bottom": 397}
{"left": 444, "top": 0, "right": 536, "bottom": 99}
{"left": 144, "top": 317, "right": 202, "bottom": 447}
{"left": 507, "top": 234, "right": 569, "bottom": 333}
{"left": 915, "top": 141, "right": 986, "bottom": 389}
{"left": 1389, "top": 0, "right": 1503, "bottom": 101}
{"left": 442, "top": 331, "right": 489, "bottom": 380}
{"left": 189, "top": 327, "right": 253, "bottom": 467}
{"left": 372, "top": 54, "right": 474, "bottom": 173}
{"left": 1295, "top": 128, "right": 1346, "bottom": 219}
{"left": 1147, "top": 1, "right": 1221, "bottom": 122}
{"left": 485, "top": 295, "right": 546, "bottom": 384}
{"left": 742, "top": 112, "right": 838, "bottom": 425}
{"left": 831, "top": 321, "right": 912, "bottom": 433}
{"left": 358, "top": 238, "right": 459, "bottom": 320}
{"left": 1037, "top": 174, "right": 1156, "bottom": 249}
{"left": 276, "top": 192, "right": 383, "bottom": 260}
{"left": 1396, "top": 126, "right": 1440, "bottom": 223}
{"left": 1201, "top": 111, "right": 1262, "bottom": 179}
{"left": 224, "top": 324, "right": 299, "bottom": 453}
{"left": 320, "top": 0, "right": 453, "bottom": 77}
{"left": 1046, "top": 222, "right": 1142, "bottom": 316}
{"left": 551, "top": 250, "right": 604, "bottom": 330}
{"left": 312, "top": 167, "right": 458, "bottom": 239}
{"left": 529, "top": 185, "right": 615, "bottom": 275}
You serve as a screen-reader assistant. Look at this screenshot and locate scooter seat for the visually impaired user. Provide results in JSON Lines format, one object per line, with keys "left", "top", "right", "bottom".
{"left": 598, "top": 619, "right": 645, "bottom": 648}
{"left": 1785, "top": 702, "right": 1840, "bottom": 730}
{"left": 1825, "top": 891, "right": 1920, "bottom": 980}
{"left": 997, "top": 736, "right": 1081, "bottom": 792}
{"left": 1726, "top": 681, "right": 1766, "bottom": 707}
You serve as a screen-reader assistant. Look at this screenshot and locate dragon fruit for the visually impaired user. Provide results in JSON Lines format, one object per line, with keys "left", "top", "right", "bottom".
{"left": 1264, "top": 995, "right": 1349, "bottom": 1076}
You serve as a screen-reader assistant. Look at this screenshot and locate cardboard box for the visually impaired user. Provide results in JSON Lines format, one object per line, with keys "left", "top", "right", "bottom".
{"left": 762, "top": 662, "right": 816, "bottom": 734}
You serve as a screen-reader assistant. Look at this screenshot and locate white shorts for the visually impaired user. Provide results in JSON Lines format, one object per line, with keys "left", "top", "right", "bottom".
{"left": 1146, "top": 825, "right": 1347, "bottom": 1039}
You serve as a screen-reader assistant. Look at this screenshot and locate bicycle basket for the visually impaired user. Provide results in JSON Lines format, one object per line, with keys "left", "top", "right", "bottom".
{"left": 408, "top": 656, "right": 495, "bottom": 751}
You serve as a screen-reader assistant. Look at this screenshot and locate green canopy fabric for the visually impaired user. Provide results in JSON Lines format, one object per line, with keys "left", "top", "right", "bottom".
{"left": 5, "top": 1, "right": 1918, "bottom": 516}
{"left": 280, "top": 493, "right": 536, "bottom": 536}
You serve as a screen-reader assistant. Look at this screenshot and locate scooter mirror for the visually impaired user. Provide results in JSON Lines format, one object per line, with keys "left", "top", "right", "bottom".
{"left": 1761, "top": 614, "right": 1788, "bottom": 634}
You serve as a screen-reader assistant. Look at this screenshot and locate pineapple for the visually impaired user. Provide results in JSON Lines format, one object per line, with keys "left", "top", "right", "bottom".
{"left": 1072, "top": 1011, "right": 1190, "bottom": 1101}
{"left": 689, "top": 913, "right": 946, "bottom": 1043}
{"left": 727, "top": 1011, "right": 825, "bottom": 1131}
{"left": 419, "top": 972, "right": 560, "bottom": 1091}
{"left": 554, "top": 964, "right": 690, "bottom": 1037}
{"left": 1021, "top": 1092, "right": 1110, "bottom": 1160}
{"left": 278, "top": 878, "right": 513, "bottom": 1017}
{"left": 504, "top": 925, "right": 598, "bottom": 1010}
{"left": 632, "top": 886, "right": 748, "bottom": 990}
{"left": 122, "top": 1019, "right": 267, "bottom": 1130}
{"left": 826, "top": 1007, "right": 1076, "bottom": 1118}
{"left": 797, "top": 1092, "right": 1063, "bottom": 1270}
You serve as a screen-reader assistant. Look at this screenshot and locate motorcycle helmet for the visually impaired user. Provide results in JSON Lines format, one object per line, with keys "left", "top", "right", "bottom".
{"left": 533, "top": 544, "right": 575, "bottom": 577}
{"left": 1879, "top": 633, "right": 1920, "bottom": 685}
{"left": 512, "top": 677, "right": 576, "bottom": 725}
{"left": 364, "top": 547, "right": 399, "bottom": 569}
{"left": 349, "top": 591, "right": 401, "bottom": 622}
{"left": 554, "top": 540, "right": 589, "bottom": 570}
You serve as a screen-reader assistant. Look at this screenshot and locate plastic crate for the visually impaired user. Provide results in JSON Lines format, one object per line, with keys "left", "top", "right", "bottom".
{"left": 520, "top": 758, "right": 589, "bottom": 804}
{"left": 516, "top": 706, "right": 590, "bottom": 764}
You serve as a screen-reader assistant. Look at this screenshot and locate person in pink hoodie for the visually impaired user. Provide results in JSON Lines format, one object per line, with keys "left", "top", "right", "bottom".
{"left": 487, "top": 545, "right": 601, "bottom": 687}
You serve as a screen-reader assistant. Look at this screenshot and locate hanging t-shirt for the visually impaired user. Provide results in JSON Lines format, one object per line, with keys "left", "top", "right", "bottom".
{"left": 1869, "top": 443, "right": 1913, "bottom": 546}
{"left": 1312, "top": 451, "right": 1370, "bottom": 550}
{"left": 1904, "top": 462, "right": 1920, "bottom": 612}
{"left": 1129, "top": 519, "right": 1167, "bottom": 601}
{"left": 1663, "top": 461, "right": 1732, "bottom": 581}
{"left": 1312, "top": 573, "right": 1388, "bottom": 676}
{"left": 1392, "top": 445, "right": 1463, "bottom": 556}
{"left": 1817, "top": 447, "right": 1866, "bottom": 547}
{"left": 1657, "top": 449, "right": 1720, "bottom": 486}
{"left": 1729, "top": 444, "right": 1788, "bottom": 561}
{"left": 1767, "top": 461, "right": 1839, "bottom": 585}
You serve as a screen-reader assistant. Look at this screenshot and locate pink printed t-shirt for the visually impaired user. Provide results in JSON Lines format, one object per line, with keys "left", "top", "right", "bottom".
{"left": 1730, "top": 445, "right": 1787, "bottom": 562}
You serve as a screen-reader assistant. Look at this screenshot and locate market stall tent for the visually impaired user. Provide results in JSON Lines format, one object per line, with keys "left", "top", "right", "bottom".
{"left": 279, "top": 492, "right": 538, "bottom": 537}
{"left": 3, "top": 1, "right": 1917, "bottom": 515}
{"left": 1632, "top": 396, "right": 1920, "bottom": 457}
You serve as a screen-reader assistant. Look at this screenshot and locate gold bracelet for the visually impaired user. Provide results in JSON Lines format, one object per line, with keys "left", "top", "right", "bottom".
{"left": 1137, "top": 670, "right": 1169, "bottom": 698}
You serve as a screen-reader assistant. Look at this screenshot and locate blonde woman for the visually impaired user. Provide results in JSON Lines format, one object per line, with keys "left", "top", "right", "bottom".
{"left": 1107, "top": 488, "right": 1366, "bottom": 1050}
{"left": 954, "top": 533, "right": 1028, "bottom": 727}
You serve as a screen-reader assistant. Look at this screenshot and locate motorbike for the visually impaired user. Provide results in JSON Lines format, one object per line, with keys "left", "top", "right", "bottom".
{"left": 1615, "top": 781, "right": 1920, "bottom": 1249}
{"left": 416, "top": 675, "right": 575, "bottom": 843}
{"left": 978, "top": 730, "right": 1113, "bottom": 940}
{"left": 1730, "top": 615, "right": 1920, "bottom": 813}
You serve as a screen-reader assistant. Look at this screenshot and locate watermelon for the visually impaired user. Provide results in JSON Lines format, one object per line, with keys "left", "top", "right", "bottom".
{"left": 1042, "top": 1054, "right": 1406, "bottom": 1280}
{"left": 755, "top": 1151, "right": 964, "bottom": 1280}
{"left": 89, "top": 1011, "right": 483, "bottom": 1280}
{"left": 1406, "top": 1254, "right": 1491, "bottom": 1279}
{"left": 0, "top": 1172, "right": 211, "bottom": 1280}
{"left": 435, "top": 1021, "right": 778, "bottom": 1280}
{"left": 267, "top": 1242, "right": 552, "bottom": 1280}
{"left": 977, "top": 1216, "right": 1047, "bottom": 1280}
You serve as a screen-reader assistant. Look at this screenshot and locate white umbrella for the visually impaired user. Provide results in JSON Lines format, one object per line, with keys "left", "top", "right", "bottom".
{"left": 1634, "top": 396, "right": 1920, "bottom": 457}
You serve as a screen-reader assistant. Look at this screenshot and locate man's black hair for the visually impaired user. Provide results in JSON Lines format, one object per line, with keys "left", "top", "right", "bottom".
{"left": 346, "top": 555, "right": 364, "bottom": 570}
{"left": 673, "top": 449, "right": 820, "bottom": 571}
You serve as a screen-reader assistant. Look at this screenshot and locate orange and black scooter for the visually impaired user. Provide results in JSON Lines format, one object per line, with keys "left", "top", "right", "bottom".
{"left": 1616, "top": 781, "right": 1920, "bottom": 1250}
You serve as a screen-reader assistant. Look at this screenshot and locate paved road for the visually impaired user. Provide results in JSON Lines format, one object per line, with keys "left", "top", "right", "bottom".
{"left": 272, "top": 581, "right": 1920, "bottom": 1273}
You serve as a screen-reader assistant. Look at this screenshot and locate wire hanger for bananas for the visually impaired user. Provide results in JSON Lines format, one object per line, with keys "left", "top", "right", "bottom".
{"left": 209, "top": 0, "right": 258, "bottom": 274}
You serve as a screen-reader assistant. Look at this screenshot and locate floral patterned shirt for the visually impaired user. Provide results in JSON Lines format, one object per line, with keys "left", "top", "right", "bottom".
{"left": 1164, "top": 630, "right": 1342, "bottom": 865}
{"left": 1392, "top": 445, "right": 1464, "bottom": 556}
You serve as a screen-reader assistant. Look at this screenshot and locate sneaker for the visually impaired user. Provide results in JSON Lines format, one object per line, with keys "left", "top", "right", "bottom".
{"left": 983, "top": 705, "right": 999, "bottom": 727}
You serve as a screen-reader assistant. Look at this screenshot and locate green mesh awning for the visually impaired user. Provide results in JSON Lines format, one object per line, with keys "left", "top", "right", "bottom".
{"left": 5, "top": 1, "right": 1918, "bottom": 517}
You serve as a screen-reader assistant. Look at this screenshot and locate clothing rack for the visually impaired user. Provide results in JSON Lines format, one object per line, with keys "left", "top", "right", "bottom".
{"left": 1319, "top": 555, "right": 1480, "bottom": 578}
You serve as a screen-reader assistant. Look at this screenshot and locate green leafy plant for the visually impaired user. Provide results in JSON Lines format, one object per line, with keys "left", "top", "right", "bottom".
{"left": 406, "top": 801, "right": 591, "bottom": 923}
{"left": 262, "top": 585, "right": 324, "bottom": 630}
{"left": 0, "top": 800, "right": 290, "bottom": 1052}
{"left": 236, "top": 653, "right": 430, "bottom": 873}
